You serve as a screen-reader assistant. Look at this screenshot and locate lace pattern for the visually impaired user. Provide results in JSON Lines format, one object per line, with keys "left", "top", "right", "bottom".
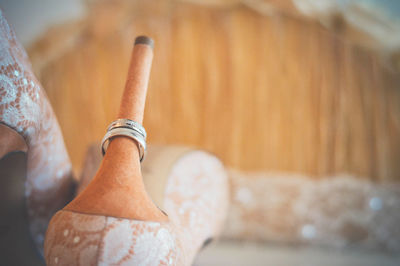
{"left": 45, "top": 210, "right": 184, "bottom": 266}
{"left": 224, "top": 170, "right": 400, "bottom": 252}
{"left": 164, "top": 151, "right": 229, "bottom": 262}
{"left": 0, "top": 9, "right": 73, "bottom": 253}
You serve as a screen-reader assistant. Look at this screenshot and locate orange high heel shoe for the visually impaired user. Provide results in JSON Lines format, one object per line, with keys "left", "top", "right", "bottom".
{"left": 76, "top": 143, "right": 229, "bottom": 264}
{"left": 44, "top": 36, "right": 228, "bottom": 265}
{"left": 0, "top": 9, "right": 75, "bottom": 265}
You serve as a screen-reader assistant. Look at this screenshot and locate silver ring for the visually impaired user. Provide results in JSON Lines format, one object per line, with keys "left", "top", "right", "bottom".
{"left": 107, "top": 119, "right": 147, "bottom": 139}
{"left": 101, "top": 127, "right": 146, "bottom": 162}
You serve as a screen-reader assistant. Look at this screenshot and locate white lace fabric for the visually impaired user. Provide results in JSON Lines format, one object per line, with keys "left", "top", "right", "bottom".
{"left": 45, "top": 210, "right": 185, "bottom": 266}
{"left": 225, "top": 170, "right": 400, "bottom": 252}
{"left": 164, "top": 151, "right": 229, "bottom": 262}
{"left": 0, "top": 9, "right": 73, "bottom": 253}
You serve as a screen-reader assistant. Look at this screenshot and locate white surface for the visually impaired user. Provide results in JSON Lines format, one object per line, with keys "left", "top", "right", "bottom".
{"left": 0, "top": 0, "right": 86, "bottom": 46}
{"left": 195, "top": 241, "right": 400, "bottom": 266}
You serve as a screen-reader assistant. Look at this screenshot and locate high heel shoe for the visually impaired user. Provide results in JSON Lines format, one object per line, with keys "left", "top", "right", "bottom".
{"left": 76, "top": 144, "right": 229, "bottom": 264}
{"left": 44, "top": 36, "right": 228, "bottom": 265}
{"left": 0, "top": 9, "right": 75, "bottom": 264}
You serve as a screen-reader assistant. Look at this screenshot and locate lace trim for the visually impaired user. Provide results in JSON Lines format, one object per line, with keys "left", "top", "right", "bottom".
{"left": 224, "top": 170, "right": 400, "bottom": 252}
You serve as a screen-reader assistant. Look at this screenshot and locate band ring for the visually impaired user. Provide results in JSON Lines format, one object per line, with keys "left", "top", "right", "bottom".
{"left": 101, "top": 119, "right": 147, "bottom": 162}
{"left": 107, "top": 119, "right": 146, "bottom": 138}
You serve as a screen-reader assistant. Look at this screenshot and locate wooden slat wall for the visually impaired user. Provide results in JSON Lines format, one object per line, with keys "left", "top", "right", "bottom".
{"left": 30, "top": 0, "right": 400, "bottom": 180}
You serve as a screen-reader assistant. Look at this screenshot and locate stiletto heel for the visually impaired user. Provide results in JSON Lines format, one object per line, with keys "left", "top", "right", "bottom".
{"left": 44, "top": 36, "right": 228, "bottom": 265}
{"left": 0, "top": 10, "right": 75, "bottom": 264}
{"left": 45, "top": 36, "right": 182, "bottom": 266}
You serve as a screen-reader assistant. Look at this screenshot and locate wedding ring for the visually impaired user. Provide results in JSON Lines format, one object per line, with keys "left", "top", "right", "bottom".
{"left": 107, "top": 118, "right": 147, "bottom": 138}
{"left": 101, "top": 119, "right": 147, "bottom": 162}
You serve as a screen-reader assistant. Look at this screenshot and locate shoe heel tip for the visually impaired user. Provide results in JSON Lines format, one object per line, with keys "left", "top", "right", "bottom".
{"left": 134, "top": 36, "right": 154, "bottom": 49}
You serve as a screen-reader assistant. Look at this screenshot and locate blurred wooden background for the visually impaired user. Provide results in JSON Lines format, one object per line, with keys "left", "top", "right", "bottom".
{"left": 29, "top": 0, "right": 400, "bottom": 181}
